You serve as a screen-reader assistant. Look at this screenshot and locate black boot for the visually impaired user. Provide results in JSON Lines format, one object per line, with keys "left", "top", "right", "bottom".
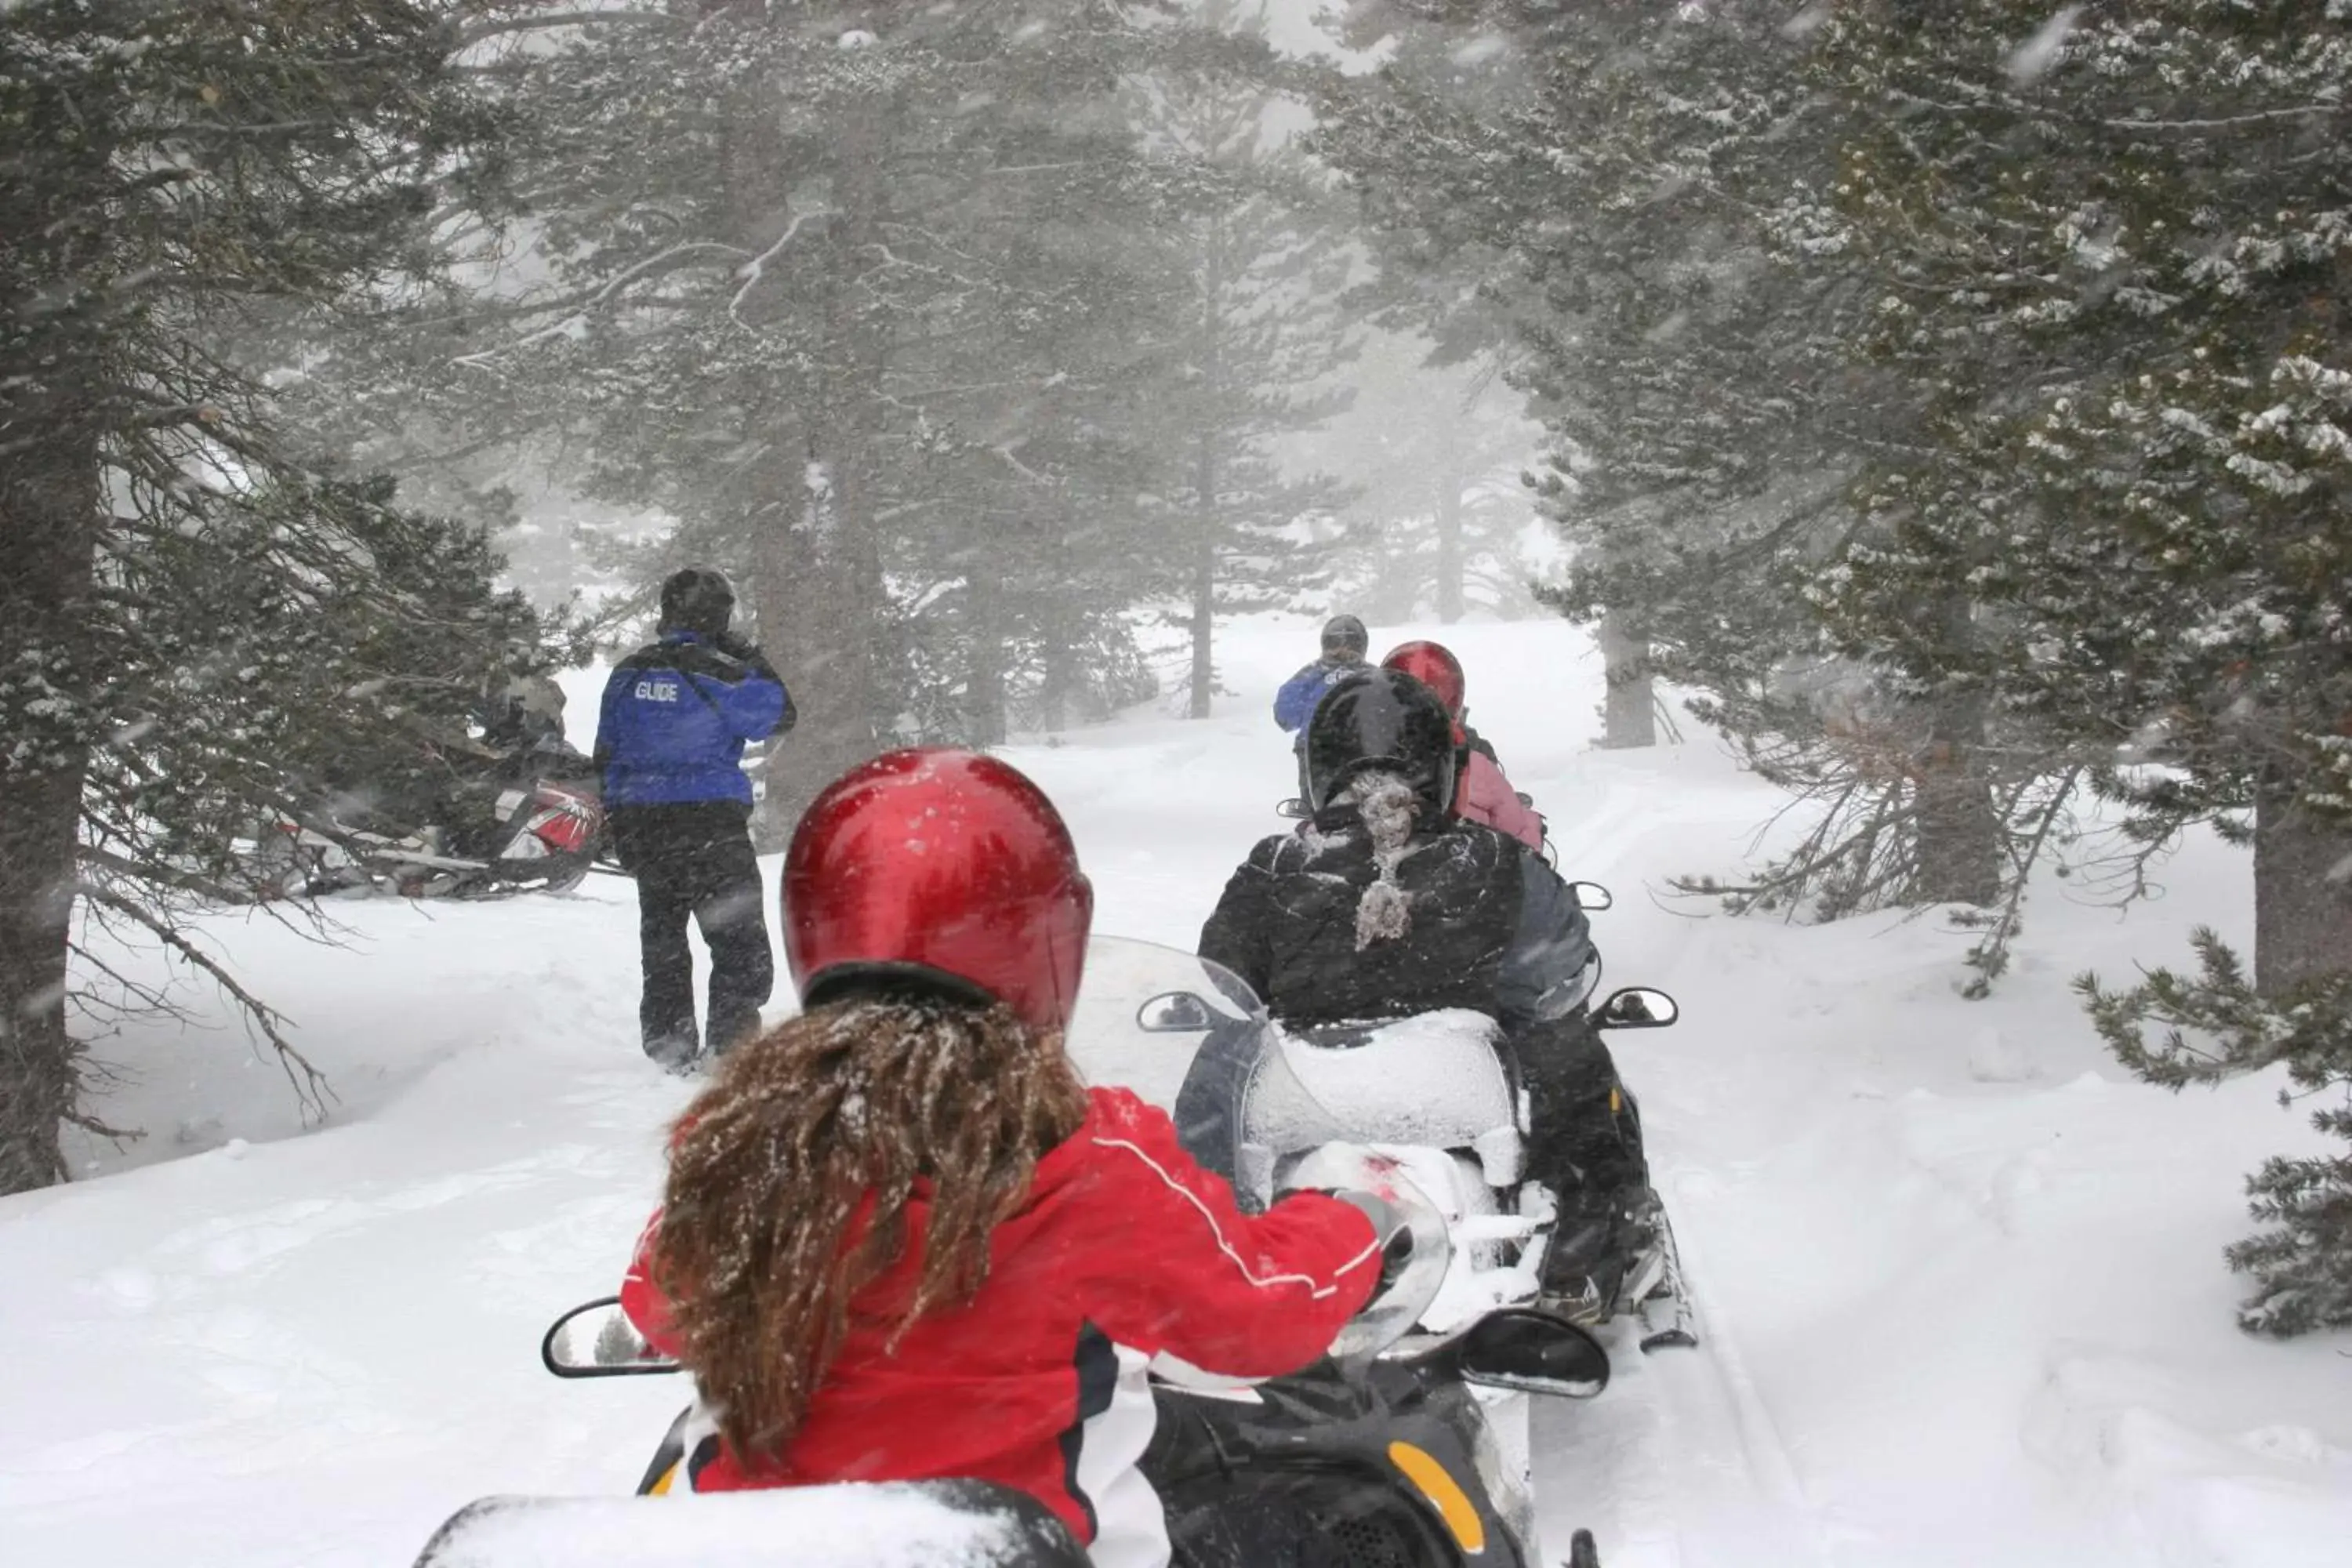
{"left": 1538, "top": 1177, "right": 1660, "bottom": 1325}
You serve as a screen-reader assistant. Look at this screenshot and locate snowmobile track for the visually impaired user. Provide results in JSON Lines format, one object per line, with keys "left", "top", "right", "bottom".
{"left": 1533, "top": 1174, "right": 1836, "bottom": 1568}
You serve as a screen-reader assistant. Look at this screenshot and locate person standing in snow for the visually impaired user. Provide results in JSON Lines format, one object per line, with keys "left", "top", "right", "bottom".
{"left": 595, "top": 568, "right": 793, "bottom": 1071}
{"left": 1198, "top": 666, "right": 1651, "bottom": 1319}
{"left": 1381, "top": 640, "right": 1546, "bottom": 852}
{"left": 615, "top": 749, "right": 1403, "bottom": 1568}
{"left": 1272, "top": 614, "right": 1370, "bottom": 798}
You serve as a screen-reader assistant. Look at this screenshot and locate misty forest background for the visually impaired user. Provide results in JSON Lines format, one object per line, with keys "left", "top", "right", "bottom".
{"left": 4, "top": 1, "right": 2350, "bottom": 1330}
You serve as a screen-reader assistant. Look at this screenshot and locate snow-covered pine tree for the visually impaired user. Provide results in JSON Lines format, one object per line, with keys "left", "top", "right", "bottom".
{"left": 2082, "top": 932, "right": 2352, "bottom": 1336}
{"left": 0, "top": 0, "right": 541, "bottom": 1192}
{"left": 1801, "top": 2, "right": 2352, "bottom": 1327}
{"left": 1323, "top": 2, "right": 2034, "bottom": 908}
{"left": 449, "top": 2, "right": 1283, "bottom": 807}
{"left": 1129, "top": 1, "right": 1358, "bottom": 718}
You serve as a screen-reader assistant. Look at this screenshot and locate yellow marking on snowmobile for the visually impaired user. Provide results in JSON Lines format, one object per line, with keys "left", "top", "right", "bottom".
{"left": 647, "top": 1461, "right": 681, "bottom": 1497}
{"left": 1387, "top": 1440, "right": 1486, "bottom": 1555}
{"left": 1610, "top": 1086, "right": 1622, "bottom": 1115}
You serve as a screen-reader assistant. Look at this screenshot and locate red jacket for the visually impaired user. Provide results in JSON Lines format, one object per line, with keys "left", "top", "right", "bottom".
{"left": 619, "top": 1087, "right": 1380, "bottom": 1563}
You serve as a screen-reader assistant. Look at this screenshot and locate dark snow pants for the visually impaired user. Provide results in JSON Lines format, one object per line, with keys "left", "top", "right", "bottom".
{"left": 1515, "top": 1013, "right": 1643, "bottom": 1207}
{"left": 609, "top": 802, "right": 774, "bottom": 1065}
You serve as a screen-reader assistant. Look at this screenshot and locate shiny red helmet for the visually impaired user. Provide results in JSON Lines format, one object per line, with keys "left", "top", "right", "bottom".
{"left": 782, "top": 749, "right": 1093, "bottom": 1036}
{"left": 1381, "top": 641, "right": 1467, "bottom": 722}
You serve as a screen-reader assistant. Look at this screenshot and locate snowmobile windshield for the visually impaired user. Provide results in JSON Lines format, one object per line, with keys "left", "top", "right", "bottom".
{"left": 1066, "top": 935, "right": 1353, "bottom": 1211}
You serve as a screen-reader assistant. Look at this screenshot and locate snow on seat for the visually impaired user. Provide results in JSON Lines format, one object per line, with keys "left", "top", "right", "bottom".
{"left": 412, "top": 1483, "right": 1090, "bottom": 1568}
{"left": 1267, "top": 1011, "right": 1523, "bottom": 1186}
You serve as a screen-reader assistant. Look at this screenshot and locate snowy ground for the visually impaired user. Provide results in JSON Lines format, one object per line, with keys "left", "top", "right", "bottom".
{"left": 5, "top": 613, "right": 2349, "bottom": 1567}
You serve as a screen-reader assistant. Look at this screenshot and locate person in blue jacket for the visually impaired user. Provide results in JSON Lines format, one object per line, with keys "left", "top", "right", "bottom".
{"left": 596, "top": 568, "right": 795, "bottom": 1070}
{"left": 1272, "top": 614, "right": 1370, "bottom": 797}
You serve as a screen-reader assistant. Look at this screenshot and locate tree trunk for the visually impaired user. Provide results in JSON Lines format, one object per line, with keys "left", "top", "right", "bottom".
{"left": 1039, "top": 618, "right": 1076, "bottom": 734}
{"left": 1911, "top": 693, "right": 2002, "bottom": 906}
{"left": 0, "top": 437, "right": 98, "bottom": 1194}
{"left": 2252, "top": 777, "right": 2352, "bottom": 998}
{"left": 1189, "top": 437, "right": 1217, "bottom": 720}
{"left": 1434, "top": 467, "right": 1465, "bottom": 625}
{"left": 756, "top": 68, "right": 891, "bottom": 823}
{"left": 717, "top": 18, "right": 818, "bottom": 847}
{"left": 747, "top": 477, "right": 815, "bottom": 848}
{"left": 965, "top": 547, "right": 1007, "bottom": 746}
{"left": 1597, "top": 611, "right": 1655, "bottom": 750}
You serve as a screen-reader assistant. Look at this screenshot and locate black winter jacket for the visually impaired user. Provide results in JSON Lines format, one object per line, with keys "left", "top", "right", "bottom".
{"left": 1197, "top": 804, "right": 1595, "bottom": 1031}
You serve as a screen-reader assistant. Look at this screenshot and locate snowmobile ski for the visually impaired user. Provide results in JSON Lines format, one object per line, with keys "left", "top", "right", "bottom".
{"left": 1634, "top": 1209, "right": 1699, "bottom": 1353}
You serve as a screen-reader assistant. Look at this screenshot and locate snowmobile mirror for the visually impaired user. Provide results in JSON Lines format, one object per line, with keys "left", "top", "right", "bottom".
{"left": 1567, "top": 880, "right": 1613, "bottom": 912}
{"left": 1137, "top": 991, "right": 1218, "bottom": 1033}
{"left": 1595, "top": 987, "right": 1679, "bottom": 1031}
{"left": 1275, "top": 797, "right": 1310, "bottom": 819}
{"left": 541, "top": 1297, "right": 679, "bottom": 1378}
{"left": 1451, "top": 1308, "right": 1612, "bottom": 1399}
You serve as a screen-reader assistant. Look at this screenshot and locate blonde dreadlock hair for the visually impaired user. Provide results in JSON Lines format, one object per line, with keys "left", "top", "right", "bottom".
{"left": 652, "top": 992, "right": 1089, "bottom": 1461}
{"left": 1348, "top": 768, "right": 1422, "bottom": 949}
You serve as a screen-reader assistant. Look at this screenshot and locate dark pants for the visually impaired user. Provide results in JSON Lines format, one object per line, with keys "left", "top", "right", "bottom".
{"left": 1516, "top": 1014, "right": 1643, "bottom": 1207}
{"left": 609, "top": 803, "right": 774, "bottom": 1064}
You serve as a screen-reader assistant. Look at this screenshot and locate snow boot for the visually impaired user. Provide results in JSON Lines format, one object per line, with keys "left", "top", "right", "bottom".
{"left": 1537, "top": 1180, "right": 1655, "bottom": 1327}
{"left": 644, "top": 1033, "right": 700, "bottom": 1076}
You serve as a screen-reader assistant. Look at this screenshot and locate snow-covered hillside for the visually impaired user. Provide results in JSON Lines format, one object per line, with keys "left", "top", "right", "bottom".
{"left": 4, "top": 615, "right": 2347, "bottom": 1567}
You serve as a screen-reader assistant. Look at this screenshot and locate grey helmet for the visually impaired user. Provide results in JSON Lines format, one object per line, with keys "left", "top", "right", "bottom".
{"left": 1321, "top": 613, "right": 1369, "bottom": 662}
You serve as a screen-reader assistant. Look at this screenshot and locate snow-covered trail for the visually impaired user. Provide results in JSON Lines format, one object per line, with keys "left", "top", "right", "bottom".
{"left": 1508, "top": 726, "right": 2352, "bottom": 1567}
{"left": 5, "top": 612, "right": 2349, "bottom": 1568}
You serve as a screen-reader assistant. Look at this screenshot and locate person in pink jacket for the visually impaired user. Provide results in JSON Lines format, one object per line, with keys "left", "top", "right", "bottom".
{"left": 1381, "top": 641, "right": 1546, "bottom": 851}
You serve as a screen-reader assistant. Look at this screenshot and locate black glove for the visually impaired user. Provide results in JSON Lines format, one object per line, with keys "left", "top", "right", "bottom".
{"left": 1326, "top": 1189, "right": 1417, "bottom": 1295}
{"left": 1374, "top": 1225, "right": 1417, "bottom": 1297}
{"left": 713, "top": 630, "right": 775, "bottom": 674}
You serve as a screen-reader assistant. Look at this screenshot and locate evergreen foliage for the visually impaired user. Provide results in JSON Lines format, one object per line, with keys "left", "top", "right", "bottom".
{"left": 2082, "top": 930, "right": 2352, "bottom": 1336}
{"left": 1, "top": 0, "right": 541, "bottom": 1189}
{"left": 434, "top": 0, "right": 1343, "bottom": 806}
{"left": 1327, "top": 0, "right": 2352, "bottom": 1328}
{"left": 1128, "top": 5, "right": 1359, "bottom": 714}
{"left": 1320, "top": 0, "right": 2025, "bottom": 922}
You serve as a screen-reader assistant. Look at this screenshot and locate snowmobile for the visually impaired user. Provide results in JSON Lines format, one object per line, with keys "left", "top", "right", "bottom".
{"left": 1119, "top": 903, "right": 1695, "bottom": 1354}
{"left": 255, "top": 735, "right": 609, "bottom": 899}
{"left": 416, "top": 937, "right": 1619, "bottom": 1568}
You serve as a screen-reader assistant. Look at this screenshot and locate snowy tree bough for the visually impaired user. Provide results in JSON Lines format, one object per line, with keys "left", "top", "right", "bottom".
{"left": 0, "top": 0, "right": 551, "bottom": 1191}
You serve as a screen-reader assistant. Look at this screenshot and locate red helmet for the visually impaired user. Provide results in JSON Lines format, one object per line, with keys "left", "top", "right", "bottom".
{"left": 1381, "top": 641, "right": 1467, "bottom": 721}
{"left": 782, "top": 748, "right": 1093, "bottom": 1036}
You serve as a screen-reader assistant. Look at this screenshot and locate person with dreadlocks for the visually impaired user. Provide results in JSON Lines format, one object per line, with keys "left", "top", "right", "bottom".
{"left": 1197, "top": 668, "right": 1653, "bottom": 1321}
{"left": 615, "top": 748, "right": 1413, "bottom": 1568}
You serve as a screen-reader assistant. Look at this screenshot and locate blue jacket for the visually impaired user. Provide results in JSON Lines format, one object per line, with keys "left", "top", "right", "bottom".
{"left": 594, "top": 632, "right": 793, "bottom": 809}
{"left": 1273, "top": 658, "right": 1364, "bottom": 750}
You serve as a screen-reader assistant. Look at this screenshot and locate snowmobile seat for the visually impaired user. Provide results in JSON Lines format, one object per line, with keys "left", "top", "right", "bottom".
{"left": 410, "top": 1481, "right": 1091, "bottom": 1568}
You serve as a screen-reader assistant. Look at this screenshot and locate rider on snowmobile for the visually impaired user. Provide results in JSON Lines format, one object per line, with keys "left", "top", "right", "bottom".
{"left": 1381, "top": 640, "right": 1545, "bottom": 852}
{"left": 1273, "top": 614, "right": 1371, "bottom": 798}
{"left": 1197, "top": 668, "right": 1652, "bottom": 1320}
{"left": 614, "top": 748, "right": 1414, "bottom": 1568}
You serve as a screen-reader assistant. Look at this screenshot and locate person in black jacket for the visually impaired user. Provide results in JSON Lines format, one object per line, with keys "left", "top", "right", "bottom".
{"left": 596, "top": 568, "right": 795, "bottom": 1071}
{"left": 1198, "top": 667, "right": 1647, "bottom": 1315}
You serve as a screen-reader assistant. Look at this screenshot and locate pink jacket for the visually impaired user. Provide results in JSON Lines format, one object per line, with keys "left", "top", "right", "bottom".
{"left": 1455, "top": 749, "right": 1545, "bottom": 851}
